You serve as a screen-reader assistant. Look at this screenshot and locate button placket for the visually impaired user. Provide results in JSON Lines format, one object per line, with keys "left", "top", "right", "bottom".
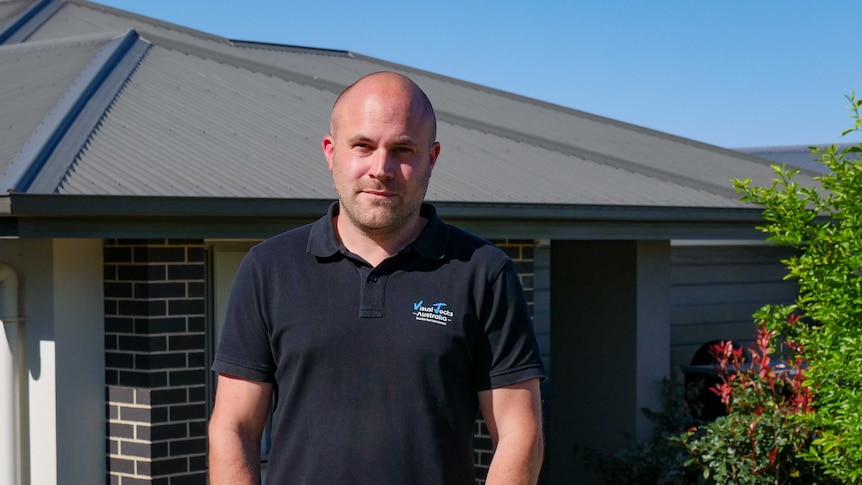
{"left": 359, "top": 271, "right": 386, "bottom": 318}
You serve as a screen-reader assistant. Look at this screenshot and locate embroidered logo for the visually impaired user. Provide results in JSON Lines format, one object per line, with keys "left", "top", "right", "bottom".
{"left": 412, "top": 299, "right": 453, "bottom": 326}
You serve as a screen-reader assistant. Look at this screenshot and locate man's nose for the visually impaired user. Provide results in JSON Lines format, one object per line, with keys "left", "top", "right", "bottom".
{"left": 369, "top": 149, "right": 395, "bottom": 179}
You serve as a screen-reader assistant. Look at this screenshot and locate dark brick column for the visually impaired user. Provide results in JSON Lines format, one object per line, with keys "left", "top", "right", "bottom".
{"left": 104, "top": 239, "right": 207, "bottom": 485}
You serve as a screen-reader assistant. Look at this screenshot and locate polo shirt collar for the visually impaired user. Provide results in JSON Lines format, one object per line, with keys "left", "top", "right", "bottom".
{"left": 411, "top": 203, "right": 448, "bottom": 260}
{"left": 307, "top": 202, "right": 447, "bottom": 260}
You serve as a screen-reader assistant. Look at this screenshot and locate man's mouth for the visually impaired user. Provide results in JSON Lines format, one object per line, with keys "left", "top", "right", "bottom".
{"left": 362, "top": 189, "right": 397, "bottom": 198}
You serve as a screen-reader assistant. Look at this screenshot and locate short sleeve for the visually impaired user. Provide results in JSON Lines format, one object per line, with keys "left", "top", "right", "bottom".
{"left": 211, "top": 249, "right": 276, "bottom": 382}
{"left": 474, "top": 259, "right": 545, "bottom": 390}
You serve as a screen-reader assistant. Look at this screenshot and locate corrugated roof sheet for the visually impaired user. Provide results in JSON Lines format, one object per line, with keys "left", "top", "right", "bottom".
{"left": 231, "top": 43, "right": 788, "bottom": 194}
{"left": 59, "top": 39, "right": 760, "bottom": 207}
{"left": 0, "top": 0, "right": 820, "bottom": 213}
{"left": 65, "top": 44, "right": 334, "bottom": 197}
{"left": 432, "top": 124, "right": 742, "bottom": 207}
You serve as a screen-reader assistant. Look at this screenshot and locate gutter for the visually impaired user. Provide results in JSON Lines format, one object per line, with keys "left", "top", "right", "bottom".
{"left": 0, "top": 193, "right": 771, "bottom": 241}
{"left": 1, "top": 193, "right": 765, "bottom": 223}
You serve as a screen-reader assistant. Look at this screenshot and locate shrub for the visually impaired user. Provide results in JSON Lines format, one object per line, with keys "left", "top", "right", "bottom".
{"left": 675, "top": 323, "right": 831, "bottom": 484}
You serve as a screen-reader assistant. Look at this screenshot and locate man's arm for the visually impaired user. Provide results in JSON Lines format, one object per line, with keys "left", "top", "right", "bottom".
{"left": 478, "top": 378, "right": 544, "bottom": 485}
{"left": 209, "top": 374, "right": 273, "bottom": 485}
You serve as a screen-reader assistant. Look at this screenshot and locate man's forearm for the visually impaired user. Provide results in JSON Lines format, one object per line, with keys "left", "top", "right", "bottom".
{"left": 485, "top": 431, "right": 544, "bottom": 485}
{"left": 208, "top": 427, "right": 262, "bottom": 485}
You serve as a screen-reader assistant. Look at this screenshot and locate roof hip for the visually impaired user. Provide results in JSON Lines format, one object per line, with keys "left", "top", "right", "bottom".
{"left": 0, "top": 28, "right": 150, "bottom": 193}
{"left": 0, "top": 0, "right": 61, "bottom": 44}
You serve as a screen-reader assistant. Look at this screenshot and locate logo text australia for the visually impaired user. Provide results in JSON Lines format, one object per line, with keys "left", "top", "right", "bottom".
{"left": 412, "top": 300, "right": 454, "bottom": 326}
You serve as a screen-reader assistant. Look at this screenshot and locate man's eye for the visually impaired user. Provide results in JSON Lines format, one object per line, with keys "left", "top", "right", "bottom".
{"left": 395, "top": 146, "right": 414, "bottom": 154}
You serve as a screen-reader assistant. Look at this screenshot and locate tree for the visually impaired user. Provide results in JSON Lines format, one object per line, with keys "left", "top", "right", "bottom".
{"left": 732, "top": 94, "right": 862, "bottom": 482}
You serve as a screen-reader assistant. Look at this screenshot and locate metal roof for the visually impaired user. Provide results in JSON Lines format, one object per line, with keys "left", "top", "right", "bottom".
{"left": 0, "top": 0, "right": 820, "bottom": 238}
{"left": 738, "top": 144, "right": 859, "bottom": 175}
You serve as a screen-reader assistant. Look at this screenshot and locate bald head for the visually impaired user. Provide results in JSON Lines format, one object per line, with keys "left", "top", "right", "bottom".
{"left": 329, "top": 72, "right": 437, "bottom": 147}
{"left": 322, "top": 71, "right": 442, "bottom": 246}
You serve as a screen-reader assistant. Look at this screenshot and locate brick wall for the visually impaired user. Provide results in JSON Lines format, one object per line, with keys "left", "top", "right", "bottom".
{"left": 473, "top": 239, "right": 537, "bottom": 484}
{"left": 104, "top": 239, "right": 207, "bottom": 485}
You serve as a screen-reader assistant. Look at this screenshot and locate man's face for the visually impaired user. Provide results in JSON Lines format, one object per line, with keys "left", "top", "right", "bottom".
{"left": 323, "top": 86, "right": 440, "bottom": 237}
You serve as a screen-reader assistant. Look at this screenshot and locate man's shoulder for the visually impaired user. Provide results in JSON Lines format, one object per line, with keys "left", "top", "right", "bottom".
{"left": 443, "top": 223, "right": 493, "bottom": 249}
{"left": 248, "top": 223, "right": 315, "bottom": 260}
{"left": 441, "top": 222, "right": 511, "bottom": 268}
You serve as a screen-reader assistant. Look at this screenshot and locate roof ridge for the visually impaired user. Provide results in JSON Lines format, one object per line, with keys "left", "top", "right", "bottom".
{"left": 0, "top": 27, "right": 122, "bottom": 51}
{"left": 230, "top": 39, "right": 350, "bottom": 57}
{"left": 0, "top": 29, "right": 150, "bottom": 193}
{"left": 0, "top": 0, "right": 61, "bottom": 44}
{"left": 129, "top": 28, "right": 348, "bottom": 94}
{"left": 68, "top": 0, "right": 230, "bottom": 44}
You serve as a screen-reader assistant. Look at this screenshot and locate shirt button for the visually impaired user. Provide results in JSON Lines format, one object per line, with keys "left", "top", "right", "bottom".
{"left": 368, "top": 274, "right": 378, "bottom": 283}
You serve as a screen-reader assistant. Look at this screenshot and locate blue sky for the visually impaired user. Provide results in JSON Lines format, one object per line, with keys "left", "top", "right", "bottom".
{"left": 96, "top": 1, "right": 861, "bottom": 149}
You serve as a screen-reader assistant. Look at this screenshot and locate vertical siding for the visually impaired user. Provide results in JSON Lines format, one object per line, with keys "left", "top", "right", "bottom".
{"left": 669, "top": 244, "right": 798, "bottom": 383}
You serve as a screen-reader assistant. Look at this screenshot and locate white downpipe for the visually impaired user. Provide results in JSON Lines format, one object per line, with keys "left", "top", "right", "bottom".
{"left": 0, "top": 262, "right": 21, "bottom": 485}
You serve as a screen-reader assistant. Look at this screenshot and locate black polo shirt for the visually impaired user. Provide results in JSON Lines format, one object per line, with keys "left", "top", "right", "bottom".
{"left": 213, "top": 203, "right": 544, "bottom": 485}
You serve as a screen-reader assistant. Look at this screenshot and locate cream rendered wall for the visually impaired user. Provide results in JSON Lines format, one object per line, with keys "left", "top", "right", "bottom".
{"left": 0, "top": 238, "right": 104, "bottom": 485}
{"left": 53, "top": 239, "right": 104, "bottom": 485}
{"left": 212, "top": 245, "right": 256, "bottom": 351}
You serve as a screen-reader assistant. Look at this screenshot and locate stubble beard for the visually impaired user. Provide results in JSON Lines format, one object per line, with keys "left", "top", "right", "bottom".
{"left": 335, "top": 177, "right": 430, "bottom": 239}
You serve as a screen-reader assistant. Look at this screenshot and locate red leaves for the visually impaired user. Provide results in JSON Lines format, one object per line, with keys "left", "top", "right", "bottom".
{"left": 787, "top": 312, "right": 802, "bottom": 326}
{"left": 707, "top": 322, "right": 814, "bottom": 432}
{"left": 708, "top": 324, "right": 810, "bottom": 415}
{"left": 699, "top": 322, "right": 815, "bottom": 480}
{"left": 768, "top": 447, "right": 779, "bottom": 464}
{"left": 712, "top": 379, "right": 735, "bottom": 407}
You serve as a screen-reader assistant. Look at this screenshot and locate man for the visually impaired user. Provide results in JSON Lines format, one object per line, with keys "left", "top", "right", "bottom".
{"left": 209, "top": 71, "right": 545, "bottom": 485}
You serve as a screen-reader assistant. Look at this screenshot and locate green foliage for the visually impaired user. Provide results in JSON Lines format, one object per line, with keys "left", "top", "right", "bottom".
{"left": 729, "top": 93, "right": 862, "bottom": 483}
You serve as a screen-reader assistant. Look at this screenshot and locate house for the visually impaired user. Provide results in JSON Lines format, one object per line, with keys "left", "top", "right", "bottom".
{"left": 0, "top": 1, "right": 814, "bottom": 483}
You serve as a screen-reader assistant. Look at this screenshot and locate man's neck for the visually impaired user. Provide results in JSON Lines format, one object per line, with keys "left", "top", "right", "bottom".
{"left": 334, "top": 214, "right": 426, "bottom": 267}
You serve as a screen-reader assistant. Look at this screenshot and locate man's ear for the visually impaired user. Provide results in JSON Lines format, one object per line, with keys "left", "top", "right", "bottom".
{"left": 429, "top": 141, "right": 441, "bottom": 170}
{"left": 322, "top": 135, "right": 335, "bottom": 171}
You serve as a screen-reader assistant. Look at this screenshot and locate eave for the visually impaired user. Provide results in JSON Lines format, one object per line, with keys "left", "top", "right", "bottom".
{"left": 0, "top": 193, "right": 768, "bottom": 240}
